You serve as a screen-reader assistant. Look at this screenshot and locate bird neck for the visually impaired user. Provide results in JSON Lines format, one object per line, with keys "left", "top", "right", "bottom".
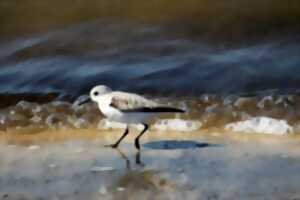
{"left": 97, "top": 96, "right": 122, "bottom": 118}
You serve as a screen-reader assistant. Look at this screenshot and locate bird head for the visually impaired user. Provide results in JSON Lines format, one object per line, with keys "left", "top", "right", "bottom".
{"left": 90, "top": 85, "right": 112, "bottom": 102}
{"left": 78, "top": 85, "right": 112, "bottom": 105}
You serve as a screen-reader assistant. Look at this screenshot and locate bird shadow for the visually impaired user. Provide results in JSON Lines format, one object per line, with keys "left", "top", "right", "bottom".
{"left": 143, "top": 140, "right": 222, "bottom": 150}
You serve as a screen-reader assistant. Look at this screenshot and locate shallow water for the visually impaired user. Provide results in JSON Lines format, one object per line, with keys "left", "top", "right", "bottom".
{"left": 1, "top": 129, "right": 300, "bottom": 200}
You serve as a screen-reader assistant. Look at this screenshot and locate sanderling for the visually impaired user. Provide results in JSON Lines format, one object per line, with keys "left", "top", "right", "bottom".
{"left": 79, "top": 85, "right": 185, "bottom": 150}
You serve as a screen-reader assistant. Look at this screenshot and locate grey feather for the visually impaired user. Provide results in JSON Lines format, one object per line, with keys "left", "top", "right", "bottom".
{"left": 109, "top": 91, "right": 158, "bottom": 110}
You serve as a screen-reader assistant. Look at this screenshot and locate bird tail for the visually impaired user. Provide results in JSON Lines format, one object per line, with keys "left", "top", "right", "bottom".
{"left": 123, "top": 107, "right": 185, "bottom": 113}
{"left": 152, "top": 107, "right": 186, "bottom": 113}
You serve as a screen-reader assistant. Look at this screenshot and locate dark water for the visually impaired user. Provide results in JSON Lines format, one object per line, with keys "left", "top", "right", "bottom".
{"left": 0, "top": 20, "right": 300, "bottom": 99}
{"left": 1, "top": 0, "right": 300, "bottom": 100}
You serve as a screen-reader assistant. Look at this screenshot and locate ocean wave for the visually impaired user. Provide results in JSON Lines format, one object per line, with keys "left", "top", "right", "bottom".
{"left": 0, "top": 20, "right": 299, "bottom": 97}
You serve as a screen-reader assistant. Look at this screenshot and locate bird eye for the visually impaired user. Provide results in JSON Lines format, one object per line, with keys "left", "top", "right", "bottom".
{"left": 94, "top": 91, "right": 99, "bottom": 96}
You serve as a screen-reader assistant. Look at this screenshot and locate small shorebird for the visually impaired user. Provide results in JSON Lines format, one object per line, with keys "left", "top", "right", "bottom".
{"left": 79, "top": 85, "right": 185, "bottom": 150}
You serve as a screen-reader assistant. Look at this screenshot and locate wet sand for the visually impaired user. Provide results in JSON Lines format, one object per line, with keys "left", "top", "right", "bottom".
{"left": 1, "top": 129, "right": 300, "bottom": 200}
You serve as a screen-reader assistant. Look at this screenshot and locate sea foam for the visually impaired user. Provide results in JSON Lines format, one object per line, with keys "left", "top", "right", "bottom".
{"left": 225, "top": 116, "right": 293, "bottom": 135}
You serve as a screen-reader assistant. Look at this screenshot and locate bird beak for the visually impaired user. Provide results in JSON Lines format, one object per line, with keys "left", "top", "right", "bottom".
{"left": 78, "top": 97, "right": 91, "bottom": 105}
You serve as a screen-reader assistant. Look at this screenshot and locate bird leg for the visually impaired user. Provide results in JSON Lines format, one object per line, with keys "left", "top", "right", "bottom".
{"left": 106, "top": 126, "right": 129, "bottom": 148}
{"left": 134, "top": 124, "right": 149, "bottom": 150}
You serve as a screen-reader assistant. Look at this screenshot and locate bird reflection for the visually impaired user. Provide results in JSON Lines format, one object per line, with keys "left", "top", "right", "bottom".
{"left": 115, "top": 148, "right": 145, "bottom": 170}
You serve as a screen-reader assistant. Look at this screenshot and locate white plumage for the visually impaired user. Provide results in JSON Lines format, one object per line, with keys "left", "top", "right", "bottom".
{"left": 81, "top": 85, "right": 185, "bottom": 149}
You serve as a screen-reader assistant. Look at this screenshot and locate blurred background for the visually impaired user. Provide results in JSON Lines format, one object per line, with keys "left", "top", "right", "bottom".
{"left": 0, "top": 0, "right": 300, "bottom": 101}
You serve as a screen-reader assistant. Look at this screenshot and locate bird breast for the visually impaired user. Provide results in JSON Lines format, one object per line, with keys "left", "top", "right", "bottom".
{"left": 98, "top": 97, "right": 124, "bottom": 121}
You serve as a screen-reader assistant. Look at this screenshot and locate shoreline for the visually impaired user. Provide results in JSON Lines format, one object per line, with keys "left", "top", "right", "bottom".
{"left": 1, "top": 127, "right": 300, "bottom": 145}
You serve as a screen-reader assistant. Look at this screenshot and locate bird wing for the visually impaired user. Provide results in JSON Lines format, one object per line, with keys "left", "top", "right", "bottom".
{"left": 109, "top": 92, "right": 185, "bottom": 113}
{"left": 109, "top": 91, "right": 160, "bottom": 111}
